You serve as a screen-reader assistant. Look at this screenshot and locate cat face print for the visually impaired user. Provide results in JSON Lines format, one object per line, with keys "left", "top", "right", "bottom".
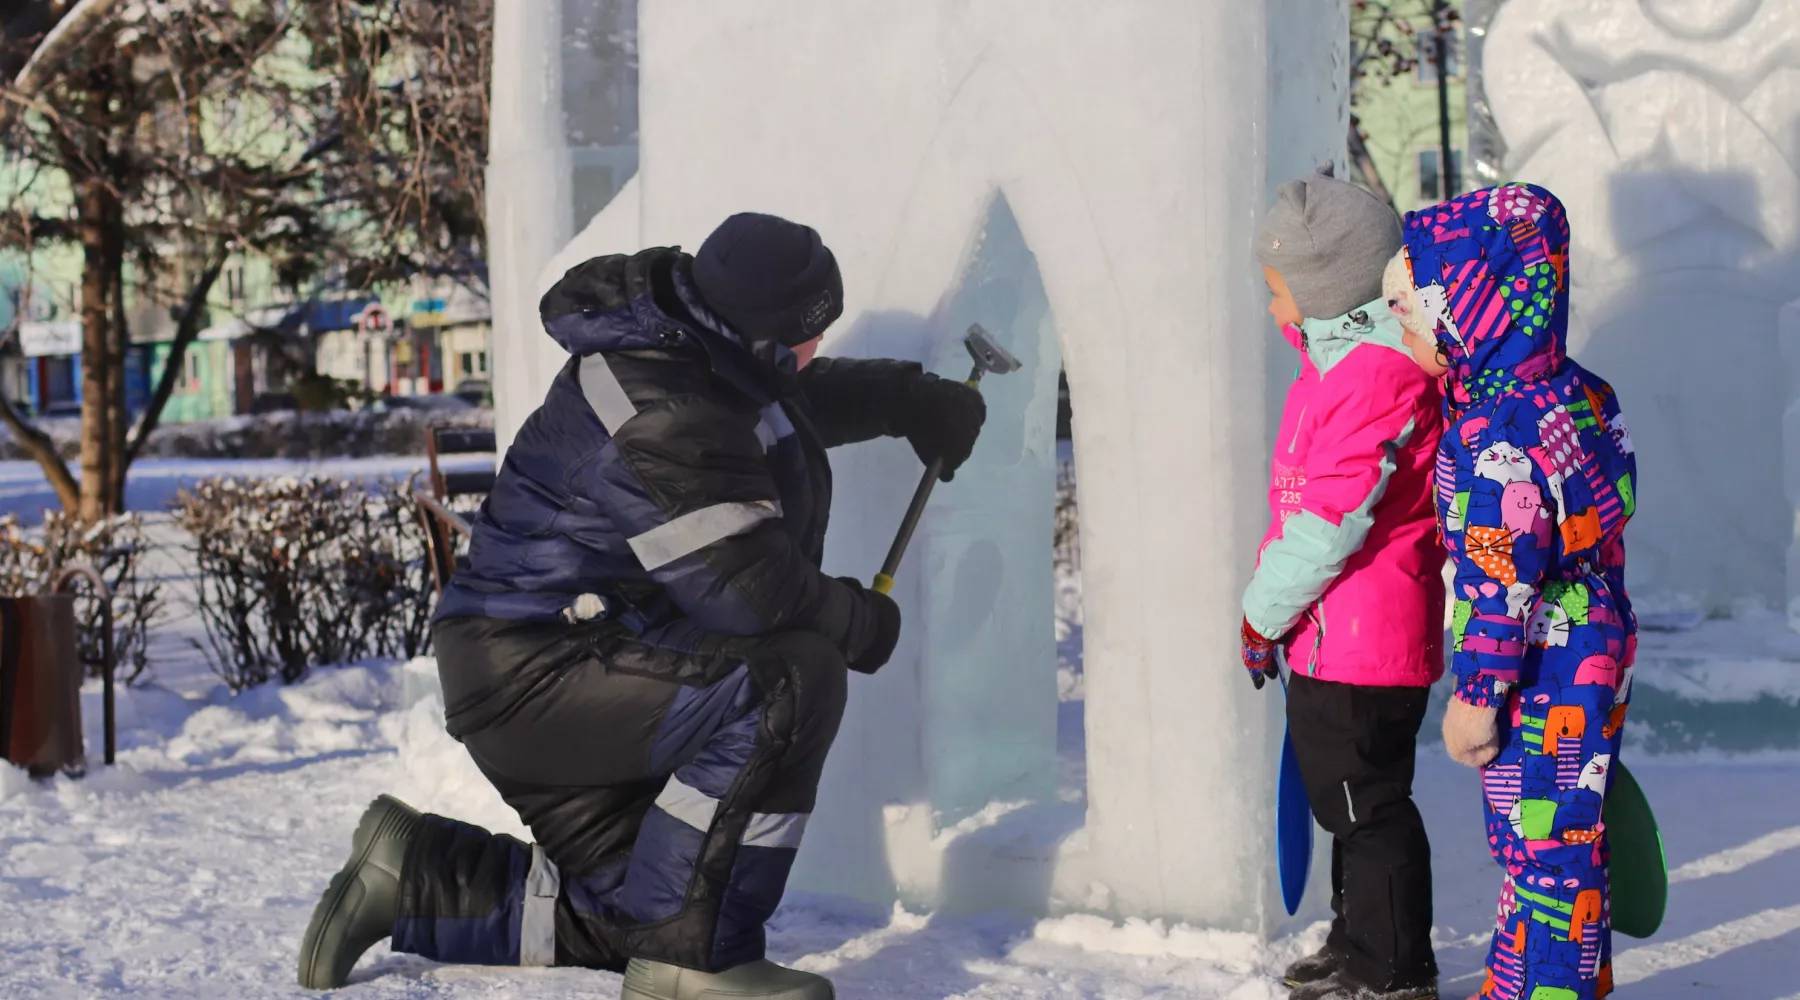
{"left": 1476, "top": 441, "right": 1535, "bottom": 486}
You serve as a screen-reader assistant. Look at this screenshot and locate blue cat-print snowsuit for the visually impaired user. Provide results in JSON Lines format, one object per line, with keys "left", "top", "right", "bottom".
{"left": 1400, "top": 184, "right": 1637, "bottom": 1000}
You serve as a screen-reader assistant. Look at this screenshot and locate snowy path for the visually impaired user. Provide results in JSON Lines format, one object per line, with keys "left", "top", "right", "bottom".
{"left": 3, "top": 655, "right": 1798, "bottom": 998}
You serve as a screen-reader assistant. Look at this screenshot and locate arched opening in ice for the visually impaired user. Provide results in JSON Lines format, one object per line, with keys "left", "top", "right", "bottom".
{"left": 911, "top": 192, "right": 1065, "bottom": 824}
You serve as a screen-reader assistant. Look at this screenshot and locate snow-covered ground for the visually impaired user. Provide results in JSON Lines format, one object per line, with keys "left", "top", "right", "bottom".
{"left": 2, "top": 466, "right": 1798, "bottom": 997}
{"left": 4, "top": 641, "right": 1798, "bottom": 997}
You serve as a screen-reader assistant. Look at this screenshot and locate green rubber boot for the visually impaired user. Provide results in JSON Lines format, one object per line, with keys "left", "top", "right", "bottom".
{"left": 297, "top": 794, "right": 421, "bottom": 990}
{"left": 620, "top": 957, "right": 835, "bottom": 1000}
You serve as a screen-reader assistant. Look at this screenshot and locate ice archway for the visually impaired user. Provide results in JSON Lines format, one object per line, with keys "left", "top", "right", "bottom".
{"left": 488, "top": 0, "right": 1348, "bottom": 931}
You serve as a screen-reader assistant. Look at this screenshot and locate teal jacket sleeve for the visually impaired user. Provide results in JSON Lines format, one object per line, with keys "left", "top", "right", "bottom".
{"left": 1242, "top": 353, "right": 1421, "bottom": 640}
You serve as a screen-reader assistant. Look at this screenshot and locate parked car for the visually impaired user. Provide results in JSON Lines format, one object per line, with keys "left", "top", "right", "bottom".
{"left": 451, "top": 379, "right": 492, "bottom": 407}
{"left": 368, "top": 393, "right": 474, "bottom": 414}
{"left": 251, "top": 392, "right": 300, "bottom": 415}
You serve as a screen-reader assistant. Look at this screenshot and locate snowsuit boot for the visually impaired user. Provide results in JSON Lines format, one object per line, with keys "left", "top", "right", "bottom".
{"left": 1284, "top": 942, "right": 1348, "bottom": 988}
{"left": 621, "top": 956, "right": 833, "bottom": 999}
{"left": 297, "top": 794, "right": 422, "bottom": 989}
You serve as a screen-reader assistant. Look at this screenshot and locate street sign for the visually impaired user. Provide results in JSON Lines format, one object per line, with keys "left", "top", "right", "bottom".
{"left": 359, "top": 303, "right": 390, "bottom": 333}
{"left": 18, "top": 320, "right": 81, "bottom": 358}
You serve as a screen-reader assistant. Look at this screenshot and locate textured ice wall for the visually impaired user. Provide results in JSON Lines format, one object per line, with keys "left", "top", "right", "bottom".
{"left": 487, "top": 0, "right": 571, "bottom": 454}
{"left": 1784, "top": 300, "right": 1800, "bottom": 629}
{"left": 488, "top": 1, "right": 640, "bottom": 453}
{"left": 493, "top": 0, "right": 1346, "bottom": 931}
{"left": 1483, "top": 0, "right": 1800, "bottom": 615}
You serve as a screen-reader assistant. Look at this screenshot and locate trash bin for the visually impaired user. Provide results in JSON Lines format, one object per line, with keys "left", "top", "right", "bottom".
{"left": 1, "top": 595, "right": 83, "bottom": 776}
{"left": 0, "top": 567, "right": 115, "bottom": 778}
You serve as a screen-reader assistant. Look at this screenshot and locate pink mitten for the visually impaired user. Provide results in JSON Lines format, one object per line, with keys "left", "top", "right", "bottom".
{"left": 1443, "top": 696, "right": 1502, "bottom": 768}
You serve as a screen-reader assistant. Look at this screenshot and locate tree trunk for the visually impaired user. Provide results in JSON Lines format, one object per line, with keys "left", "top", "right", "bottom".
{"left": 1433, "top": 0, "right": 1458, "bottom": 199}
{"left": 74, "top": 175, "right": 124, "bottom": 524}
{"left": 105, "top": 262, "right": 128, "bottom": 512}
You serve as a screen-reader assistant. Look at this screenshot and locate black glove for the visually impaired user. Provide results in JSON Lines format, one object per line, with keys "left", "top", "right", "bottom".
{"left": 897, "top": 374, "right": 987, "bottom": 482}
{"left": 838, "top": 577, "right": 902, "bottom": 674}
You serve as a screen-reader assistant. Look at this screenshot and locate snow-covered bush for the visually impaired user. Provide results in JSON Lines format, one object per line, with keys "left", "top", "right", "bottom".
{"left": 173, "top": 476, "right": 435, "bottom": 691}
{"left": 147, "top": 407, "right": 493, "bottom": 460}
{"left": 0, "top": 513, "right": 166, "bottom": 685}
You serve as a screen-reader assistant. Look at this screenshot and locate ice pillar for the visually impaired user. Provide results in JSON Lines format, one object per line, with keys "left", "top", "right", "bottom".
{"left": 491, "top": 0, "right": 1347, "bottom": 928}
{"left": 486, "top": 0, "right": 571, "bottom": 453}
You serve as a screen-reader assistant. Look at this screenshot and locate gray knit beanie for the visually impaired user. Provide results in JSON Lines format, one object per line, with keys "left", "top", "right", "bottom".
{"left": 1255, "top": 166, "right": 1403, "bottom": 321}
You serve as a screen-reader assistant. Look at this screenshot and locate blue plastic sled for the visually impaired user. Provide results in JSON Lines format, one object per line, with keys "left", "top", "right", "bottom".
{"left": 1277, "top": 672, "right": 1313, "bottom": 916}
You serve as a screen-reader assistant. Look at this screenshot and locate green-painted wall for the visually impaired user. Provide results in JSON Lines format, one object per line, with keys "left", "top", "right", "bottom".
{"left": 1353, "top": 0, "right": 1468, "bottom": 213}
{"left": 152, "top": 341, "right": 236, "bottom": 423}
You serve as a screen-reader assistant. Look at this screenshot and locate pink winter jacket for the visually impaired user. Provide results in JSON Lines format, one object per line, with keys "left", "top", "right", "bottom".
{"left": 1242, "top": 303, "right": 1446, "bottom": 687}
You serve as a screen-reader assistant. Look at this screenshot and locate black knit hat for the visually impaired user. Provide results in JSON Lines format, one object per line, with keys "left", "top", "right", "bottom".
{"left": 691, "top": 213, "right": 843, "bottom": 346}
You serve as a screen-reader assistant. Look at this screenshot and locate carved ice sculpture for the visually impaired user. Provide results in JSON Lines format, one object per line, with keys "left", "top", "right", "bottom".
{"left": 1483, "top": 0, "right": 1800, "bottom": 614}
{"left": 485, "top": 0, "right": 1347, "bottom": 931}
{"left": 1783, "top": 300, "right": 1800, "bottom": 629}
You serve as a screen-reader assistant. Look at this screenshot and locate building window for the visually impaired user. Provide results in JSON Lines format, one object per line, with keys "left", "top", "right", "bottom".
{"left": 459, "top": 351, "right": 475, "bottom": 377}
{"left": 478, "top": 351, "right": 488, "bottom": 374}
{"left": 225, "top": 266, "right": 246, "bottom": 304}
{"left": 1415, "top": 32, "right": 1461, "bottom": 83}
{"left": 1418, "top": 148, "right": 1465, "bottom": 202}
{"left": 183, "top": 351, "right": 203, "bottom": 393}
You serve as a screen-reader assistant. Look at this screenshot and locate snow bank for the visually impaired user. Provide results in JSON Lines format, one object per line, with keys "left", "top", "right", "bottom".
{"left": 382, "top": 657, "right": 529, "bottom": 841}
{"left": 0, "top": 761, "right": 33, "bottom": 803}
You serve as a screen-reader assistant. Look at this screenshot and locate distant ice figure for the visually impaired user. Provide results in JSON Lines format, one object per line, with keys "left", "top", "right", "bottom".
{"left": 1781, "top": 300, "right": 1800, "bottom": 629}
{"left": 1483, "top": 0, "right": 1800, "bottom": 616}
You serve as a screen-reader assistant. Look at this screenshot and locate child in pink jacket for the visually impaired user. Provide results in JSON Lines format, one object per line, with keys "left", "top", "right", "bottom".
{"left": 1240, "top": 169, "right": 1446, "bottom": 1000}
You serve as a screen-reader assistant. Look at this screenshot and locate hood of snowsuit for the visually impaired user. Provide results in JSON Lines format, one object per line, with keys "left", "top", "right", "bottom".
{"left": 1399, "top": 184, "right": 1573, "bottom": 416}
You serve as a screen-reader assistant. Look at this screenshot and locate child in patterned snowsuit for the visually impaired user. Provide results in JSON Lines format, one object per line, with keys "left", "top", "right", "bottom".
{"left": 1388, "top": 184, "right": 1637, "bottom": 1000}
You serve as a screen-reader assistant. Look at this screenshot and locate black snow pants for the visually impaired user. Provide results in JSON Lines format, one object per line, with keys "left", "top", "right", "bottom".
{"left": 392, "top": 616, "right": 848, "bottom": 973}
{"left": 1286, "top": 673, "right": 1438, "bottom": 990}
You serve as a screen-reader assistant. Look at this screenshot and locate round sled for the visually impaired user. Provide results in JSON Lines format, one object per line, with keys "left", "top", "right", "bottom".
{"left": 1606, "top": 760, "right": 1667, "bottom": 939}
{"left": 1276, "top": 675, "right": 1313, "bottom": 916}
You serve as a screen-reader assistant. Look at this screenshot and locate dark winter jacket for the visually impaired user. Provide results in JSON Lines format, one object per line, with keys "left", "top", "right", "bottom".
{"left": 436, "top": 248, "right": 921, "bottom": 696}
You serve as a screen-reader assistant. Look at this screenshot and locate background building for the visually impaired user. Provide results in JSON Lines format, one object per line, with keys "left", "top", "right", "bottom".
{"left": 1351, "top": 0, "right": 1468, "bottom": 211}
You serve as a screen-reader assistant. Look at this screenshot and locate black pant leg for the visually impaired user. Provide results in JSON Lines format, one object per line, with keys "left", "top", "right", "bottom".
{"left": 398, "top": 620, "right": 848, "bottom": 973}
{"left": 1287, "top": 674, "right": 1437, "bottom": 989}
{"left": 617, "top": 631, "right": 849, "bottom": 972}
{"left": 1327, "top": 835, "right": 1350, "bottom": 954}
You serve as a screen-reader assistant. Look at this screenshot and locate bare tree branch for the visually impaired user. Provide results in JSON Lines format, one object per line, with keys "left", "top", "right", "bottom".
{"left": 126, "top": 239, "right": 228, "bottom": 465}
{"left": 0, "top": 310, "right": 78, "bottom": 509}
{"left": 0, "top": 0, "right": 492, "bottom": 519}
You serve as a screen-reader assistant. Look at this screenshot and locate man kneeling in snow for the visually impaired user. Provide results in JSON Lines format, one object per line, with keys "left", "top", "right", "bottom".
{"left": 297, "top": 213, "right": 985, "bottom": 999}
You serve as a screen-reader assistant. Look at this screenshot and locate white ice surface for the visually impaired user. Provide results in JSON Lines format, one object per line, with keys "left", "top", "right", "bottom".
{"left": 1483, "top": 0, "right": 1800, "bottom": 616}
{"left": 495, "top": 0, "right": 1351, "bottom": 929}
{"left": 3, "top": 563, "right": 1799, "bottom": 997}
